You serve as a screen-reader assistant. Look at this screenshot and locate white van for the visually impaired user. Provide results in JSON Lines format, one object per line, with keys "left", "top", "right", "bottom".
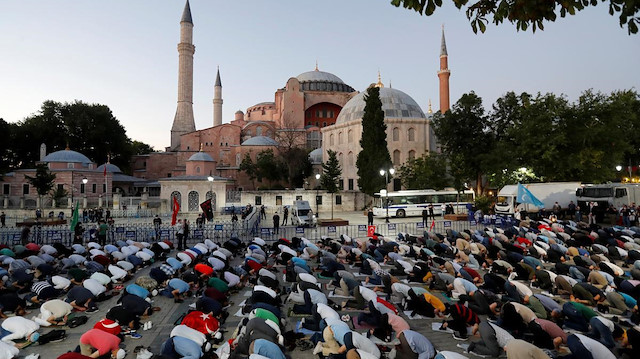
{"left": 290, "top": 200, "right": 317, "bottom": 227}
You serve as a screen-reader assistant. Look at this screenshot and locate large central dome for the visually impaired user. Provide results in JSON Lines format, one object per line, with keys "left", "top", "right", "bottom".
{"left": 295, "top": 70, "right": 355, "bottom": 93}
{"left": 335, "top": 87, "right": 427, "bottom": 124}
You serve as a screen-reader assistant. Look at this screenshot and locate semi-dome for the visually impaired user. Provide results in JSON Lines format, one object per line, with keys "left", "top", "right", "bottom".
{"left": 42, "top": 149, "right": 92, "bottom": 165}
{"left": 188, "top": 152, "right": 214, "bottom": 162}
{"left": 335, "top": 87, "right": 427, "bottom": 125}
{"left": 241, "top": 136, "right": 279, "bottom": 146}
{"left": 308, "top": 148, "right": 323, "bottom": 164}
{"left": 296, "top": 70, "right": 355, "bottom": 93}
{"left": 96, "top": 163, "right": 122, "bottom": 173}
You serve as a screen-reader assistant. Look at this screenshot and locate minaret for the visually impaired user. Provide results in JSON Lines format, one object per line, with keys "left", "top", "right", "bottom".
{"left": 437, "top": 25, "right": 451, "bottom": 113}
{"left": 213, "top": 67, "right": 223, "bottom": 127}
{"left": 170, "top": 0, "right": 196, "bottom": 151}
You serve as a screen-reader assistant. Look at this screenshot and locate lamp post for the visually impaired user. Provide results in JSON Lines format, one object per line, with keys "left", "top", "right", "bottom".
{"left": 379, "top": 168, "right": 395, "bottom": 223}
{"left": 207, "top": 176, "right": 214, "bottom": 200}
{"left": 82, "top": 177, "right": 88, "bottom": 209}
{"left": 315, "top": 173, "right": 321, "bottom": 218}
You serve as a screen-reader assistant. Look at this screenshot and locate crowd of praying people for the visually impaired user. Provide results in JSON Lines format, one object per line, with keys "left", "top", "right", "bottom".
{"left": 0, "top": 212, "right": 638, "bottom": 359}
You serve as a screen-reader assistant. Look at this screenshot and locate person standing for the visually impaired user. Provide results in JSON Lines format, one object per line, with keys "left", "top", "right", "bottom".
{"left": 260, "top": 205, "right": 266, "bottom": 219}
{"left": 282, "top": 206, "right": 289, "bottom": 226}
{"left": 0, "top": 211, "right": 5, "bottom": 227}
{"left": 588, "top": 202, "right": 597, "bottom": 225}
{"left": 428, "top": 204, "right": 435, "bottom": 220}
{"left": 422, "top": 208, "right": 429, "bottom": 227}
{"left": 175, "top": 219, "right": 185, "bottom": 250}
{"left": 153, "top": 215, "right": 162, "bottom": 240}
{"left": 567, "top": 201, "right": 576, "bottom": 220}
{"left": 273, "top": 212, "right": 280, "bottom": 234}
{"left": 367, "top": 208, "right": 374, "bottom": 226}
{"left": 97, "top": 220, "right": 109, "bottom": 246}
{"left": 183, "top": 219, "right": 190, "bottom": 248}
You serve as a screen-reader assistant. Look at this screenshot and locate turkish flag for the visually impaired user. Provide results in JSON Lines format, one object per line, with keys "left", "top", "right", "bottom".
{"left": 200, "top": 199, "right": 214, "bottom": 221}
{"left": 367, "top": 225, "right": 376, "bottom": 237}
{"left": 171, "top": 196, "right": 180, "bottom": 225}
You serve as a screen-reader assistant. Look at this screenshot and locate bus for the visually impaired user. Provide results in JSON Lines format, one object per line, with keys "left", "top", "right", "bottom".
{"left": 372, "top": 189, "right": 475, "bottom": 218}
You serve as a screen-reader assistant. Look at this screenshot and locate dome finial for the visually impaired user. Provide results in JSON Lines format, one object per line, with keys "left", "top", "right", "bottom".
{"left": 315, "top": 60, "right": 318, "bottom": 71}
{"left": 65, "top": 143, "right": 70, "bottom": 151}
{"left": 107, "top": 154, "right": 111, "bottom": 164}
{"left": 199, "top": 143, "right": 204, "bottom": 151}
{"left": 428, "top": 99, "right": 433, "bottom": 114}
{"left": 375, "top": 70, "right": 384, "bottom": 88}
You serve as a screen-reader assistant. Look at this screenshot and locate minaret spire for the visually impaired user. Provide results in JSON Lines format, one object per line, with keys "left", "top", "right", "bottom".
{"left": 437, "top": 24, "right": 451, "bottom": 113}
{"left": 375, "top": 70, "right": 384, "bottom": 88}
{"left": 315, "top": 60, "right": 318, "bottom": 71}
{"left": 213, "top": 67, "right": 223, "bottom": 127}
{"left": 171, "top": 0, "right": 197, "bottom": 150}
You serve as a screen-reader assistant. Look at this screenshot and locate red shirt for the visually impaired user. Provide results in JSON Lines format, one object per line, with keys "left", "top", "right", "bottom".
{"left": 194, "top": 263, "right": 214, "bottom": 276}
{"left": 376, "top": 297, "right": 398, "bottom": 314}
{"left": 57, "top": 353, "right": 93, "bottom": 359}
{"left": 79, "top": 329, "right": 121, "bottom": 356}
{"left": 247, "top": 259, "right": 262, "bottom": 272}
{"left": 93, "top": 318, "right": 122, "bottom": 336}
{"left": 181, "top": 310, "right": 219, "bottom": 334}
{"left": 204, "top": 287, "right": 227, "bottom": 302}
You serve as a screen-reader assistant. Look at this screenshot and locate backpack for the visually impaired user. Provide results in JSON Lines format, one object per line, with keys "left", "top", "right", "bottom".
{"left": 67, "top": 315, "right": 88, "bottom": 328}
{"left": 38, "top": 329, "right": 66, "bottom": 344}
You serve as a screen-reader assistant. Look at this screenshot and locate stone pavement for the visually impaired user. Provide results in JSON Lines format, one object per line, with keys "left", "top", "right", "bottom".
{"left": 19, "top": 248, "right": 490, "bottom": 359}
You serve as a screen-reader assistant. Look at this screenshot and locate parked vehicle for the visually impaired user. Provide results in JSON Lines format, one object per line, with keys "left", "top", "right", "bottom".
{"left": 290, "top": 200, "right": 317, "bottom": 227}
{"left": 495, "top": 182, "right": 581, "bottom": 215}
{"left": 576, "top": 183, "right": 640, "bottom": 211}
{"left": 373, "top": 189, "right": 475, "bottom": 218}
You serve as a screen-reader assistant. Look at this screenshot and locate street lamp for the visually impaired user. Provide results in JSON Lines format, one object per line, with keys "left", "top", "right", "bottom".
{"left": 315, "top": 173, "right": 321, "bottom": 218}
{"left": 380, "top": 168, "right": 395, "bottom": 223}
{"left": 207, "top": 175, "right": 214, "bottom": 199}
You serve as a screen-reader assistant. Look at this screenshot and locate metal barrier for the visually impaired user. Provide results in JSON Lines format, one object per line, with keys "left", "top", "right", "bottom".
{"left": 0, "top": 215, "right": 517, "bottom": 247}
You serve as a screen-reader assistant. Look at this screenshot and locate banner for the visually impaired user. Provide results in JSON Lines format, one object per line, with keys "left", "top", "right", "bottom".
{"left": 69, "top": 201, "right": 80, "bottom": 231}
{"left": 367, "top": 225, "right": 376, "bottom": 237}
{"left": 200, "top": 199, "right": 214, "bottom": 221}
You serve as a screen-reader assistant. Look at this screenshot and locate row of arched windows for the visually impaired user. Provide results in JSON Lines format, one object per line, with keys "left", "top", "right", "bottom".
{"left": 171, "top": 190, "right": 216, "bottom": 212}
{"left": 392, "top": 127, "right": 416, "bottom": 142}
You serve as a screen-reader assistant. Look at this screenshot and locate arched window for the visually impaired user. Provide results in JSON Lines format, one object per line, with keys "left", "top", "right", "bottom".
{"left": 338, "top": 152, "right": 344, "bottom": 167}
{"left": 170, "top": 191, "right": 182, "bottom": 209}
{"left": 348, "top": 130, "right": 353, "bottom": 143}
{"left": 188, "top": 191, "right": 199, "bottom": 211}
{"left": 348, "top": 151, "right": 354, "bottom": 166}
{"left": 338, "top": 132, "right": 343, "bottom": 144}
{"left": 330, "top": 134, "right": 334, "bottom": 146}
{"left": 408, "top": 150, "right": 416, "bottom": 160}
{"left": 196, "top": 167, "right": 201, "bottom": 173}
{"left": 408, "top": 128, "right": 415, "bottom": 141}
{"left": 392, "top": 127, "right": 400, "bottom": 141}
{"left": 256, "top": 126, "right": 263, "bottom": 136}
{"left": 393, "top": 150, "right": 401, "bottom": 165}
{"left": 236, "top": 153, "right": 241, "bottom": 166}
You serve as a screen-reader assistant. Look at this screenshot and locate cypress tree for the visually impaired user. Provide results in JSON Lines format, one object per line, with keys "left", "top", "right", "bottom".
{"left": 356, "top": 86, "right": 392, "bottom": 195}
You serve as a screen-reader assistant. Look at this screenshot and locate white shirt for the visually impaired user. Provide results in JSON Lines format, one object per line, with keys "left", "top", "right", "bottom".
{"left": 574, "top": 334, "right": 615, "bottom": 359}
{"left": 359, "top": 286, "right": 378, "bottom": 303}
{"left": 51, "top": 275, "right": 71, "bottom": 290}
{"left": 108, "top": 265, "right": 127, "bottom": 280}
{"left": 83, "top": 278, "right": 106, "bottom": 296}
{"left": 512, "top": 280, "right": 534, "bottom": 297}
{"left": 316, "top": 303, "right": 340, "bottom": 320}
{"left": 40, "top": 245, "right": 57, "bottom": 255}
{"left": 298, "top": 273, "right": 317, "bottom": 284}
{"left": 0, "top": 341, "right": 19, "bottom": 359}
{"left": 391, "top": 283, "right": 411, "bottom": 297}
{"left": 224, "top": 271, "right": 240, "bottom": 287}
{"left": 1, "top": 316, "right": 39, "bottom": 343}
{"left": 170, "top": 325, "right": 206, "bottom": 346}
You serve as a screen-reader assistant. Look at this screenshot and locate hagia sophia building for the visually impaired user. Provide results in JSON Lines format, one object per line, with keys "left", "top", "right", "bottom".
{"left": 128, "top": 0, "right": 451, "bottom": 210}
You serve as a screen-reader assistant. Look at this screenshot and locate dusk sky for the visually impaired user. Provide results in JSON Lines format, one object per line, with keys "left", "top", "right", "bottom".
{"left": 1, "top": 0, "right": 638, "bottom": 151}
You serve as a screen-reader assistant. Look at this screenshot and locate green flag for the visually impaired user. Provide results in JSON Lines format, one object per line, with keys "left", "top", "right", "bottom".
{"left": 70, "top": 201, "right": 79, "bottom": 231}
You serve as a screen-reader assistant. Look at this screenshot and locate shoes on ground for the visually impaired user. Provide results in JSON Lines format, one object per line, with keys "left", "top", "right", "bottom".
{"left": 126, "top": 331, "right": 142, "bottom": 339}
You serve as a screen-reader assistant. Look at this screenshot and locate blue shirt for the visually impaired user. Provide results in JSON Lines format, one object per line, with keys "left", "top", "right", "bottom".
{"left": 169, "top": 278, "right": 189, "bottom": 293}
{"left": 126, "top": 284, "right": 149, "bottom": 299}
{"left": 252, "top": 339, "right": 285, "bottom": 359}
{"left": 167, "top": 257, "right": 183, "bottom": 270}
{"left": 325, "top": 317, "right": 351, "bottom": 345}
{"left": 402, "top": 330, "right": 435, "bottom": 359}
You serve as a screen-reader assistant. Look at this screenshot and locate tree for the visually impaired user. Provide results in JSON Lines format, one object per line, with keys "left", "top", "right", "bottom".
{"left": 433, "top": 92, "right": 491, "bottom": 194}
{"left": 321, "top": 150, "right": 342, "bottom": 219}
{"left": 24, "top": 163, "right": 56, "bottom": 208}
{"left": 391, "top": 0, "right": 639, "bottom": 34}
{"left": 9, "top": 100, "right": 154, "bottom": 173}
{"left": 398, "top": 152, "right": 451, "bottom": 190}
{"left": 276, "top": 120, "right": 313, "bottom": 188}
{"left": 255, "top": 149, "right": 283, "bottom": 189}
{"left": 131, "top": 141, "right": 156, "bottom": 155}
{"left": 239, "top": 152, "right": 258, "bottom": 189}
{"left": 356, "top": 86, "right": 392, "bottom": 196}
